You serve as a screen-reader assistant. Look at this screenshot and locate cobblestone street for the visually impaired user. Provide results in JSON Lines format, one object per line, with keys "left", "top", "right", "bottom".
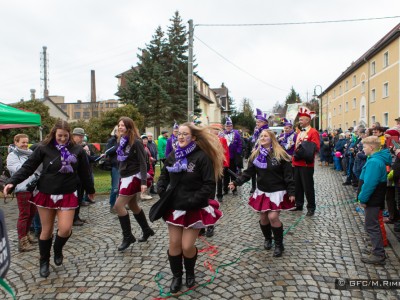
{"left": 2, "top": 165, "right": 400, "bottom": 299}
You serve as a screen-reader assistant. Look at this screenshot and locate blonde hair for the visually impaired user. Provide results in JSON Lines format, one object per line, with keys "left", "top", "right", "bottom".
{"left": 362, "top": 135, "right": 381, "bottom": 150}
{"left": 180, "top": 122, "right": 224, "bottom": 180}
{"left": 249, "top": 129, "right": 291, "bottom": 163}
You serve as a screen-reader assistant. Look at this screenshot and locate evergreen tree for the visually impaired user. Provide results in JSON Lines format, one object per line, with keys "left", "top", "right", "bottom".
{"left": 283, "top": 87, "right": 302, "bottom": 116}
{"left": 118, "top": 26, "right": 171, "bottom": 131}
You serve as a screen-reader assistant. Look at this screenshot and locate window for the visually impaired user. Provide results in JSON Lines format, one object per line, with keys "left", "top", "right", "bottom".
{"left": 345, "top": 80, "right": 348, "bottom": 91}
{"left": 371, "top": 116, "right": 376, "bottom": 124}
{"left": 345, "top": 102, "right": 349, "bottom": 112}
{"left": 74, "top": 112, "right": 81, "bottom": 119}
{"left": 333, "top": 89, "right": 336, "bottom": 98}
{"left": 371, "top": 89, "right": 376, "bottom": 102}
{"left": 383, "top": 82, "right": 389, "bottom": 98}
{"left": 383, "top": 113, "right": 389, "bottom": 126}
{"left": 106, "top": 103, "right": 109, "bottom": 108}
{"left": 352, "top": 98, "right": 356, "bottom": 109}
{"left": 353, "top": 121, "right": 356, "bottom": 127}
{"left": 361, "top": 105, "right": 365, "bottom": 118}
{"left": 83, "top": 112, "right": 90, "bottom": 119}
{"left": 75, "top": 104, "right": 81, "bottom": 109}
{"left": 361, "top": 81, "right": 365, "bottom": 93}
{"left": 383, "top": 51, "right": 389, "bottom": 68}
{"left": 345, "top": 122, "right": 348, "bottom": 129}
{"left": 352, "top": 75, "right": 356, "bottom": 87}
{"left": 333, "top": 108, "right": 336, "bottom": 116}
{"left": 339, "top": 85, "right": 342, "bottom": 95}
{"left": 339, "top": 104, "right": 342, "bottom": 114}
{"left": 92, "top": 111, "right": 98, "bottom": 118}
{"left": 371, "top": 61, "right": 376, "bottom": 75}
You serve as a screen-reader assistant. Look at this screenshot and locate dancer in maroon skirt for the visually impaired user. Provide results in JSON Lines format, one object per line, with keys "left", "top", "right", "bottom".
{"left": 114, "top": 117, "right": 154, "bottom": 252}
{"left": 157, "top": 122, "right": 224, "bottom": 293}
{"left": 229, "top": 129, "right": 295, "bottom": 257}
{"left": 4, "top": 119, "right": 95, "bottom": 278}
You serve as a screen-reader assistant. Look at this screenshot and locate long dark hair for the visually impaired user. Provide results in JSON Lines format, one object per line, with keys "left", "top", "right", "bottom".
{"left": 117, "top": 117, "right": 140, "bottom": 146}
{"left": 42, "top": 119, "right": 76, "bottom": 146}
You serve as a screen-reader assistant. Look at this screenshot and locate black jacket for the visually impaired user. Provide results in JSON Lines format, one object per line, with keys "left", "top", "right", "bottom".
{"left": 234, "top": 155, "right": 295, "bottom": 196}
{"left": 147, "top": 141, "right": 158, "bottom": 163}
{"left": 157, "top": 147, "right": 216, "bottom": 211}
{"left": 8, "top": 142, "right": 95, "bottom": 195}
{"left": 118, "top": 138, "right": 147, "bottom": 185}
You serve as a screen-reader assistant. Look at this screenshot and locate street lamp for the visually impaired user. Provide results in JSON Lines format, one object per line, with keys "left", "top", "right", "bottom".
{"left": 313, "top": 85, "right": 323, "bottom": 130}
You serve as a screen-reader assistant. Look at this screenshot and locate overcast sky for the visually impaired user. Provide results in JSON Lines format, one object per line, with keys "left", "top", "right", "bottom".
{"left": 1, "top": 0, "right": 399, "bottom": 113}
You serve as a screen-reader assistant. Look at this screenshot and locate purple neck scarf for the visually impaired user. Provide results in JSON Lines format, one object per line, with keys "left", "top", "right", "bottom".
{"left": 253, "top": 145, "right": 272, "bottom": 169}
{"left": 117, "top": 135, "right": 129, "bottom": 162}
{"left": 54, "top": 141, "right": 77, "bottom": 173}
{"left": 166, "top": 141, "right": 196, "bottom": 173}
{"left": 280, "top": 130, "right": 294, "bottom": 146}
{"left": 252, "top": 124, "right": 269, "bottom": 143}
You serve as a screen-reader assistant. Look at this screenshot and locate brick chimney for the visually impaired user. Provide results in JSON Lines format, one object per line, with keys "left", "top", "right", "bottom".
{"left": 91, "top": 70, "right": 96, "bottom": 103}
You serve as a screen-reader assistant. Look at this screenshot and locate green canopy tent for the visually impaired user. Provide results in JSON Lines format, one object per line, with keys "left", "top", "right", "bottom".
{"left": 0, "top": 102, "right": 41, "bottom": 129}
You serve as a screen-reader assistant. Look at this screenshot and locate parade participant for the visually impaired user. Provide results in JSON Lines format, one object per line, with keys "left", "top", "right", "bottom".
{"left": 166, "top": 122, "right": 179, "bottom": 157}
{"left": 105, "top": 125, "right": 119, "bottom": 213}
{"left": 223, "top": 117, "right": 242, "bottom": 195}
{"left": 278, "top": 118, "right": 297, "bottom": 156}
{"left": 7, "top": 134, "right": 40, "bottom": 252}
{"left": 229, "top": 129, "right": 295, "bottom": 257}
{"left": 3, "top": 119, "right": 95, "bottom": 278}
{"left": 146, "top": 132, "right": 158, "bottom": 194}
{"left": 114, "top": 117, "right": 154, "bottom": 251}
{"left": 292, "top": 107, "right": 320, "bottom": 216}
{"left": 140, "top": 134, "right": 154, "bottom": 200}
{"left": 248, "top": 109, "right": 271, "bottom": 193}
{"left": 157, "top": 122, "right": 224, "bottom": 293}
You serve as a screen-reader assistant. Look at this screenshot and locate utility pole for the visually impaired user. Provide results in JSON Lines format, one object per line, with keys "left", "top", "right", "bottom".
{"left": 40, "top": 46, "right": 49, "bottom": 99}
{"left": 188, "top": 19, "right": 194, "bottom": 122}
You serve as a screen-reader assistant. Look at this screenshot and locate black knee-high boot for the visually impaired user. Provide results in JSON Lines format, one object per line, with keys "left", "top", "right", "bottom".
{"left": 259, "top": 222, "right": 273, "bottom": 250}
{"left": 168, "top": 251, "right": 183, "bottom": 293}
{"left": 183, "top": 248, "right": 198, "bottom": 288}
{"left": 39, "top": 238, "right": 53, "bottom": 278}
{"left": 271, "top": 224, "right": 284, "bottom": 257}
{"left": 133, "top": 209, "right": 154, "bottom": 242}
{"left": 117, "top": 214, "right": 136, "bottom": 251}
{"left": 54, "top": 231, "right": 72, "bottom": 266}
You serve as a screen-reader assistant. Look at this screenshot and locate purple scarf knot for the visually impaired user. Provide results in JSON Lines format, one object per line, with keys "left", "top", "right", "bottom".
{"left": 166, "top": 141, "right": 196, "bottom": 173}
{"left": 54, "top": 141, "right": 77, "bottom": 173}
{"left": 117, "top": 136, "right": 129, "bottom": 162}
{"left": 253, "top": 145, "right": 271, "bottom": 169}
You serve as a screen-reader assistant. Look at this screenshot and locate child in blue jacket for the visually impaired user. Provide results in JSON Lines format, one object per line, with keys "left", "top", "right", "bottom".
{"left": 358, "top": 136, "right": 392, "bottom": 265}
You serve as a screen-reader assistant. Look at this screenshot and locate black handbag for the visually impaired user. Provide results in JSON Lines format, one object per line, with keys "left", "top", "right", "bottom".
{"left": 149, "top": 173, "right": 183, "bottom": 222}
{"left": 294, "top": 141, "right": 317, "bottom": 164}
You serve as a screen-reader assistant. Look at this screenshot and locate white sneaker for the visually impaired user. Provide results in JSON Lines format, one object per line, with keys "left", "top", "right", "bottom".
{"left": 141, "top": 194, "right": 153, "bottom": 200}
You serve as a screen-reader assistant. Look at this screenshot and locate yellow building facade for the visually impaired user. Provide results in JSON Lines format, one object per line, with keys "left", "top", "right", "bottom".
{"left": 320, "top": 23, "right": 400, "bottom": 130}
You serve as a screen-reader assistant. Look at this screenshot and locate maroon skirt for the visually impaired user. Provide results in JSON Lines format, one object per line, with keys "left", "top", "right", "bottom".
{"left": 163, "top": 199, "right": 223, "bottom": 229}
{"left": 248, "top": 189, "right": 295, "bottom": 212}
{"left": 119, "top": 173, "right": 152, "bottom": 196}
{"left": 29, "top": 191, "right": 78, "bottom": 210}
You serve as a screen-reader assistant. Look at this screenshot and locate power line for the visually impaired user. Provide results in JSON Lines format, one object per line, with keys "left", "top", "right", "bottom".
{"left": 194, "top": 34, "right": 289, "bottom": 92}
{"left": 196, "top": 15, "right": 400, "bottom": 27}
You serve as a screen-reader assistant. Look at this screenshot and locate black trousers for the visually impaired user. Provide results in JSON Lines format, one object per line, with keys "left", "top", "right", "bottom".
{"left": 223, "top": 159, "right": 237, "bottom": 192}
{"left": 294, "top": 166, "right": 316, "bottom": 211}
{"left": 74, "top": 185, "right": 85, "bottom": 221}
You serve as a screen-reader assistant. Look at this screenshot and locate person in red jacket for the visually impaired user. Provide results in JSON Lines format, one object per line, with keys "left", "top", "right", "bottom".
{"left": 211, "top": 123, "right": 230, "bottom": 202}
{"left": 292, "top": 107, "right": 320, "bottom": 216}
